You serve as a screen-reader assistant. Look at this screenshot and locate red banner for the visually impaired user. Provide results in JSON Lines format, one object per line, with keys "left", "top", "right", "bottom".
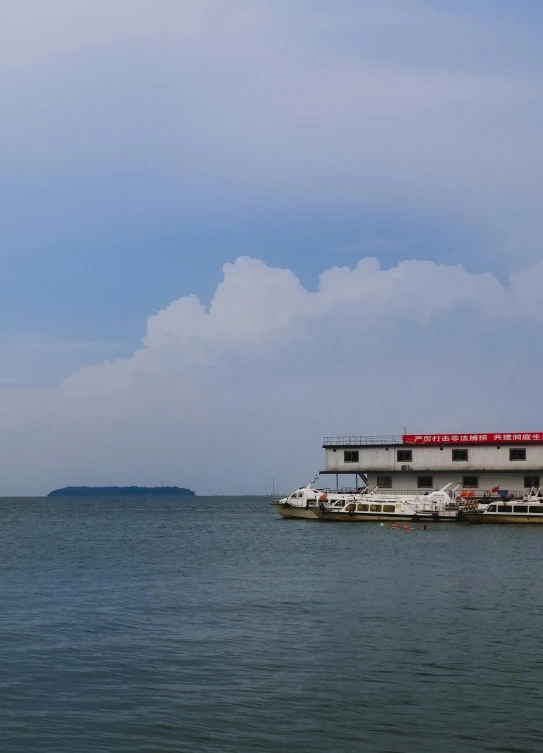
{"left": 403, "top": 433, "right": 543, "bottom": 445}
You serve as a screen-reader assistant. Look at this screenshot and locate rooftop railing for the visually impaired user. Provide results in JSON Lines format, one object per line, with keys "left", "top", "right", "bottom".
{"left": 323, "top": 435, "right": 404, "bottom": 446}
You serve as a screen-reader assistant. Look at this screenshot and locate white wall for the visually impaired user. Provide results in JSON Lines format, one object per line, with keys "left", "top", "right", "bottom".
{"left": 325, "top": 444, "right": 543, "bottom": 472}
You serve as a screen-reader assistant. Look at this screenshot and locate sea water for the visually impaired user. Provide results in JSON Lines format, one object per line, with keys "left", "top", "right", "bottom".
{"left": 1, "top": 496, "right": 543, "bottom": 752}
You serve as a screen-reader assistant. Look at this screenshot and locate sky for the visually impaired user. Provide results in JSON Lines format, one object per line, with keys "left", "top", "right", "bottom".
{"left": 1, "top": 0, "right": 543, "bottom": 494}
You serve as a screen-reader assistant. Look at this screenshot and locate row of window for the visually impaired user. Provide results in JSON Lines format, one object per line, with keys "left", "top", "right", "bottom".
{"left": 487, "top": 505, "right": 543, "bottom": 514}
{"left": 344, "top": 503, "right": 397, "bottom": 513}
{"left": 376, "top": 475, "right": 434, "bottom": 488}
{"left": 344, "top": 448, "right": 528, "bottom": 463}
{"left": 375, "top": 475, "right": 541, "bottom": 490}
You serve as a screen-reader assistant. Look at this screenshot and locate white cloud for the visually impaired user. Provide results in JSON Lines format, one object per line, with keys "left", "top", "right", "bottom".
{"left": 0, "top": 254, "right": 542, "bottom": 495}
{"left": 63, "top": 255, "right": 543, "bottom": 397}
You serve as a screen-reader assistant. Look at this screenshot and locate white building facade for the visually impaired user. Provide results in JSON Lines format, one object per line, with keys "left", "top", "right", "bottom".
{"left": 322, "top": 433, "right": 543, "bottom": 496}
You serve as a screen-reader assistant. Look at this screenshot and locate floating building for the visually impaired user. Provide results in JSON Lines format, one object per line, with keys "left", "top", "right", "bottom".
{"left": 322, "top": 433, "right": 543, "bottom": 498}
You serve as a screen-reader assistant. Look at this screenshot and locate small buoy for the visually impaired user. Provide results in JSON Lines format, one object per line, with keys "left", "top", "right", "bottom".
{"left": 391, "top": 523, "right": 398, "bottom": 528}
{"left": 402, "top": 524, "right": 410, "bottom": 530}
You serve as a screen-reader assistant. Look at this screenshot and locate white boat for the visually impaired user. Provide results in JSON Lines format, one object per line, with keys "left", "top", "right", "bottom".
{"left": 272, "top": 481, "right": 461, "bottom": 522}
{"left": 271, "top": 482, "right": 365, "bottom": 520}
{"left": 462, "top": 487, "right": 543, "bottom": 524}
{"left": 318, "top": 484, "right": 461, "bottom": 522}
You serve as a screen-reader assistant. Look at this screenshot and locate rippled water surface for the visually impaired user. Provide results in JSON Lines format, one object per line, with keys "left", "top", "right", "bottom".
{"left": 2, "top": 496, "right": 543, "bottom": 752}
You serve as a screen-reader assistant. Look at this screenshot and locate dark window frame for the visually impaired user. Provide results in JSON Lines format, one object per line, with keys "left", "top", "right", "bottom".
{"left": 462, "top": 476, "right": 479, "bottom": 488}
{"left": 510, "top": 448, "right": 527, "bottom": 461}
{"left": 376, "top": 475, "right": 392, "bottom": 489}
{"left": 344, "top": 450, "right": 359, "bottom": 463}
{"left": 417, "top": 475, "right": 433, "bottom": 489}
{"left": 524, "top": 476, "right": 540, "bottom": 488}
{"left": 452, "top": 449, "right": 468, "bottom": 461}
{"left": 397, "top": 449, "right": 413, "bottom": 463}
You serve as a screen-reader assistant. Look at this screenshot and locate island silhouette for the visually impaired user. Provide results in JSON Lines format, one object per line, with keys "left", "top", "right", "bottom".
{"left": 48, "top": 486, "right": 196, "bottom": 497}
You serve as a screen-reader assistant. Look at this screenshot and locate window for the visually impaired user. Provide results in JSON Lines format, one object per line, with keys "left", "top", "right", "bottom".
{"left": 376, "top": 476, "right": 392, "bottom": 488}
{"left": 370, "top": 504, "right": 382, "bottom": 512}
{"left": 397, "top": 450, "right": 412, "bottom": 462}
{"left": 383, "top": 505, "right": 395, "bottom": 513}
{"left": 487, "top": 505, "right": 496, "bottom": 512}
{"left": 525, "top": 476, "right": 540, "bottom": 488}
{"left": 529, "top": 506, "right": 542, "bottom": 514}
{"left": 452, "top": 449, "right": 468, "bottom": 461}
{"left": 514, "top": 506, "right": 528, "bottom": 513}
{"left": 510, "top": 448, "right": 526, "bottom": 461}
{"left": 462, "top": 476, "right": 479, "bottom": 488}
{"left": 346, "top": 503, "right": 356, "bottom": 511}
{"left": 357, "top": 503, "right": 369, "bottom": 512}
{"left": 344, "top": 451, "right": 359, "bottom": 463}
{"left": 498, "top": 505, "right": 512, "bottom": 513}
{"left": 417, "top": 476, "right": 433, "bottom": 489}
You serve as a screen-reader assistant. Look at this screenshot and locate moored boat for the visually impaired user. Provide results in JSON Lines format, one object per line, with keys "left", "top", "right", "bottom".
{"left": 319, "top": 484, "right": 461, "bottom": 522}
{"left": 272, "top": 481, "right": 462, "bottom": 522}
{"left": 271, "top": 483, "right": 365, "bottom": 520}
{"left": 462, "top": 487, "right": 543, "bottom": 523}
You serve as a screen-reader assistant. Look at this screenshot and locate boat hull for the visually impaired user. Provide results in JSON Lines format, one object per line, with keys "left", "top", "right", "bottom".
{"left": 276, "top": 504, "right": 321, "bottom": 520}
{"left": 277, "top": 507, "right": 460, "bottom": 522}
{"left": 463, "top": 512, "right": 543, "bottom": 524}
{"left": 319, "top": 511, "right": 457, "bottom": 522}
{"left": 321, "top": 512, "right": 412, "bottom": 522}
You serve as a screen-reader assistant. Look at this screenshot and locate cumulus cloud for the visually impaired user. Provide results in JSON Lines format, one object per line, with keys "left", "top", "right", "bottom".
{"left": 64, "top": 256, "right": 543, "bottom": 397}
{"left": 0, "top": 254, "right": 542, "bottom": 495}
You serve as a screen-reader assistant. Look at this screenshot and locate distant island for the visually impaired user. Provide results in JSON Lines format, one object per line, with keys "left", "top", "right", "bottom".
{"left": 47, "top": 486, "right": 196, "bottom": 497}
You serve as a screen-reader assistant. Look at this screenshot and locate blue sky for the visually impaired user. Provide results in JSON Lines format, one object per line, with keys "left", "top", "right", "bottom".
{"left": 1, "top": 0, "right": 542, "bottom": 492}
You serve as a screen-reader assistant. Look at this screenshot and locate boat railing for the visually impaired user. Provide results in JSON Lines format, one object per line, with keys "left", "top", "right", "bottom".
{"left": 370, "top": 488, "right": 527, "bottom": 499}
{"left": 371, "top": 488, "right": 431, "bottom": 496}
{"left": 298, "top": 487, "right": 364, "bottom": 495}
{"left": 370, "top": 489, "right": 461, "bottom": 499}
{"left": 460, "top": 490, "right": 526, "bottom": 500}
